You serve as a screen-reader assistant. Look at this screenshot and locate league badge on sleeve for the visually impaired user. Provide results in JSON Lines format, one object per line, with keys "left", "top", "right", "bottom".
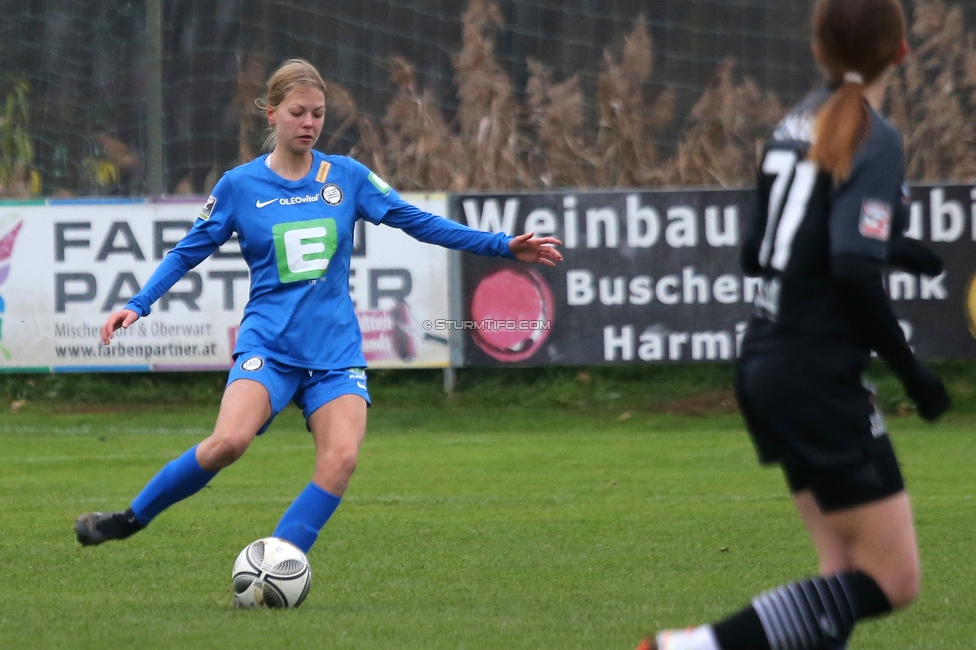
{"left": 200, "top": 195, "right": 217, "bottom": 221}
{"left": 858, "top": 200, "right": 892, "bottom": 241}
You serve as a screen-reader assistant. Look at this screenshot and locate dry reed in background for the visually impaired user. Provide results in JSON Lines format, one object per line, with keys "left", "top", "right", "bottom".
{"left": 231, "top": 0, "right": 976, "bottom": 192}
{"left": 674, "top": 59, "right": 784, "bottom": 188}
{"left": 889, "top": 0, "right": 976, "bottom": 181}
{"left": 593, "top": 15, "right": 675, "bottom": 188}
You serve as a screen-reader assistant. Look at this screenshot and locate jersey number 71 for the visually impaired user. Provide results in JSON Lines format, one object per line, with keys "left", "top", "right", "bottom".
{"left": 758, "top": 149, "right": 819, "bottom": 271}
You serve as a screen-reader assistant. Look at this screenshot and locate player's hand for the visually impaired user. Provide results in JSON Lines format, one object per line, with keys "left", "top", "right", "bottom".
{"left": 509, "top": 232, "right": 563, "bottom": 266}
{"left": 887, "top": 237, "right": 943, "bottom": 276}
{"left": 905, "top": 364, "right": 951, "bottom": 422}
{"left": 911, "top": 246, "right": 944, "bottom": 277}
{"left": 101, "top": 309, "right": 140, "bottom": 345}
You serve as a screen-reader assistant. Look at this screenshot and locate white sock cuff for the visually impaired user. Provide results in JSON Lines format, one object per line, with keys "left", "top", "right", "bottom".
{"left": 658, "top": 626, "right": 720, "bottom": 650}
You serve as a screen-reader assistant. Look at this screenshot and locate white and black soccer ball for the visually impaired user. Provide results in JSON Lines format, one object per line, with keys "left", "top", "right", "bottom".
{"left": 232, "top": 537, "right": 311, "bottom": 609}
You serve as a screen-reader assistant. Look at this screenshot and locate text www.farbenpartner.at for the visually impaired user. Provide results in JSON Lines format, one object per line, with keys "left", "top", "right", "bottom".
{"left": 55, "top": 342, "right": 219, "bottom": 360}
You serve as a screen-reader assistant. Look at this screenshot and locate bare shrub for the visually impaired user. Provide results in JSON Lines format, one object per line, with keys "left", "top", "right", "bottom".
{"left": 674, "top": 59, "right": 784, "bottom": 188}
{"left": 593, "top": 15, "right": 675, "bottom": 187}
{"left": 238, "top": 0, "right": 976, "bottom": 193}
{"left": 888, "top": 0, "right": 976, "bottom": 181}
{"left": 525, "top": 59, "right": 594, "bottom": 188}
{"left": 234, "top": 52, "right": 268, "bottom": 163}
{"left": 325, "top": 81, "right": 390, "bottom": 180}
{"left": 229, "top": 0, "right": 976, "bottom": 193}
{"left": 452, "top": 0, "right": 529, "bottom": 190}
{"left": 383, "top": 56, "right": 465, "bottom": 191}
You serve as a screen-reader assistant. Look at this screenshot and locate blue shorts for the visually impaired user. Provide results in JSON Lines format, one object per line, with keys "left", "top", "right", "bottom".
{"left": 227, "top": 352, "right": 370, "bottom": 434}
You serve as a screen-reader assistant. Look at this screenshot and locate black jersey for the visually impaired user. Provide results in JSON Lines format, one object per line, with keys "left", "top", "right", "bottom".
{"left": 740, "top": 88, "right": 906, "bottom": 359}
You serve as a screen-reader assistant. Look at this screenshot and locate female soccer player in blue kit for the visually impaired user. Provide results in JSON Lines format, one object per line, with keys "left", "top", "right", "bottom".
{"left": 638, "top": 1, "right": 949, "bottom": 649}
{"left": 74, "top": 59, "right": 562, "bottom": 553}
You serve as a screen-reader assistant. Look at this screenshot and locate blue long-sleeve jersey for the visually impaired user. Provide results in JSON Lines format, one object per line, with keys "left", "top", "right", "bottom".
{"left": 126, "top": 152, "right": 513, "bottom": 369}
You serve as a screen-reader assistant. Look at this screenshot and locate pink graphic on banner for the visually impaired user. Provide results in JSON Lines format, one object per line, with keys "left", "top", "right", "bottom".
{"left": 225, "top": 305, "right": 424, "bottom": 366}
{"left": 469, "top": 267, "right": 554, "bottom": 362}
{"left": 0, "top": 221, "right": 22, "bottom": 263}
{"left": 359, "top": 301, "right": 421, "bottom": 362}
{"left": 0, "top": 220, "right": 24, "bottom": 360}
{"left": 227, "top": 326, "right": 239, "bottom": 357}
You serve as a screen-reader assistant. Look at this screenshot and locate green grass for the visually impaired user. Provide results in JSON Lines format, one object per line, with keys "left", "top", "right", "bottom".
{"left": 3, "top": 359, "right": 976, "bottom": 417}
{"left": 0, "top": 395, "right": 973, "bottom": 649}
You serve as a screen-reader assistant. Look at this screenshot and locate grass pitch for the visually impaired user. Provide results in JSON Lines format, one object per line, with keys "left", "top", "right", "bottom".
{"left": 0, "top": 389, "right": 973, "bottom": 649}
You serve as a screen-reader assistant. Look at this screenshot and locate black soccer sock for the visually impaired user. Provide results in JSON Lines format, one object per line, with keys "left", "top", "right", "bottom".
{"left": 711, "top": 605, "right": 770, "bottom": 650}
{"left": 711, "top": 571, "right": 891, "bottom": 650}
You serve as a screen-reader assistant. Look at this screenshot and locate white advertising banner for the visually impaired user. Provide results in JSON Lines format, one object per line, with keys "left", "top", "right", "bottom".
{"left": 0, "top": 194, "right": 449, "bottom": 372}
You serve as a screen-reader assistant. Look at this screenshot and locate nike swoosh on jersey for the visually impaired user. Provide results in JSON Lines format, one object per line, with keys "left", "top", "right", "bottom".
{"left": 255, "top": 198, "right": 278, "bottom": 208}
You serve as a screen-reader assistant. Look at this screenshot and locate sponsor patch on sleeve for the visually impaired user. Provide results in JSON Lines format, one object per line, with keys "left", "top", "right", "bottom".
{"left": 200, "top": 194, "right": 217, "bottom": 221}
{"left": 858, "top": 199, "right": 892, "bottom": 241}
{"left": 367, "top": 171, "right": 391, "bottom": 195}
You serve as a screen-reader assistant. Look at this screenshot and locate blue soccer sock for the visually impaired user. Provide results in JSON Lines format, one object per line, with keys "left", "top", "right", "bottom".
{"left": 272, "top": 482, "right": 342, "bottom": 553}
{"left": 130, "top": 445, "right": 218, "bottom": 525}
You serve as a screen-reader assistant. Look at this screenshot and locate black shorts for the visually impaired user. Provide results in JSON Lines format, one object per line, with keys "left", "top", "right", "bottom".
{"left": 780, "top": 446, "right": 904, "bottom": 511}
{"left": 735, "top": 351, "right": 905, "bottom": 511}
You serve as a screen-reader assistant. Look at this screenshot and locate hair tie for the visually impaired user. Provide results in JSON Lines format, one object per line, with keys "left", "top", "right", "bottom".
{"left": 843, "top": 71, "right": 864, "bottom": 85}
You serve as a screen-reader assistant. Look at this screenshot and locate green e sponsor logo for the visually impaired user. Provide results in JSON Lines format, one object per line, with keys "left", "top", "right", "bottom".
{"left": 368, "top": 171, "right": 391, "bottom": 195}
{"left": 272, "top": 219, "right": 338, "bottom": 283}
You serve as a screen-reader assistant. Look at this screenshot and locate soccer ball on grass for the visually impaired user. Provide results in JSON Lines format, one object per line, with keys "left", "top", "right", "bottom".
{"left": 232, "top": 537, "right": 311, "bottom": 609}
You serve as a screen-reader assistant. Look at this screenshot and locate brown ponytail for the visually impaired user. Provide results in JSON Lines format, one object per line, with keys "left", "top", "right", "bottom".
{"left": 810, "top": 81, "right": 870, "bottom": 183}
{"left": 808, "top": 0, "right": 906, "bottom": 183}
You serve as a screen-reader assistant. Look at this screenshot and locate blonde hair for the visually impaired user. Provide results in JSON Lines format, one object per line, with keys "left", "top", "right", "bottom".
{"left": 809, "top": 0, "right": 906, "bottom": 183}
{"left": 255, "top": 59, "right": 328, "bottom": 151}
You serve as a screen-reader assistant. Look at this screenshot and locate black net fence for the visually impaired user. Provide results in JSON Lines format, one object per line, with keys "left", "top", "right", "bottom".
{"left": 0, "top": 0, "right": 974, "bottom": 197}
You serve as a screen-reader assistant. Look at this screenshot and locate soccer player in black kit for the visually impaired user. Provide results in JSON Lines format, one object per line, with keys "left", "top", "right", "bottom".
{"left": 637, "top": 1, "right": 951, "bottom": 649}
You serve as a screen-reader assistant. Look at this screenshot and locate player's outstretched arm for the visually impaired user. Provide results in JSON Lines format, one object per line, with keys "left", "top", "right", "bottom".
{"left": 118, "top": 225, "right": 223, "bottom": 324}
{"left": 831, "top": 253, "right": 950, "bottom": 421}
{"left": 508, "top": 232, "right": 563, "bottom": 266}
{"left": 380, "top": 202, "right": 520, "bottom": 258}
{"left": 101, "top": 309, "right": 140, "bottom": 345}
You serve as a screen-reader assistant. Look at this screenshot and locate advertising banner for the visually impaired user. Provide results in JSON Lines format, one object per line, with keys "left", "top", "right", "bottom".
{"left": 0, "top": 194, "right": 449, "bottom": 372}
{"left": 451, "top": 184, "right": 976, "bottom": 366}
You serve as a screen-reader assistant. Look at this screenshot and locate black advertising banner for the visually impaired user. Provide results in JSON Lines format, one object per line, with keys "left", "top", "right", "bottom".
{"left": 896, "top": 184, "right": 976, "bottom": 358}
{"left": 450, "top": 184, "right": 976, "bottom": 367}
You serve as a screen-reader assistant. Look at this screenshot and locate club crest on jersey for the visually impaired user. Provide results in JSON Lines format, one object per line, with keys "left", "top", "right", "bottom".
{"left": 200, "top": 195, "right": 217, "bottom": 220}
{"left": 240, "top": 356, "right": 264, "bottom": 371}
{"left": 321, "top": 183, "right": 343, "bottom": 206}
{"left": 859, "top": 200, "right": 892, "bottom": 241}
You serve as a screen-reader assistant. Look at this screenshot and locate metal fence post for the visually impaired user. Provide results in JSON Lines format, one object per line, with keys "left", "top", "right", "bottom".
{"left": 146, "top": 0, "right": 165, "bottom": 196}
